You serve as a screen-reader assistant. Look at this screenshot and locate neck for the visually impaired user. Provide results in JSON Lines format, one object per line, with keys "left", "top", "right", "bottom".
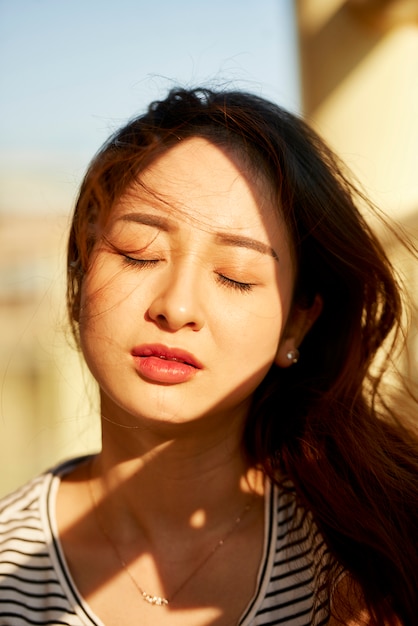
{"left": 91, "top": 413, "right": 263, "bottom": 542}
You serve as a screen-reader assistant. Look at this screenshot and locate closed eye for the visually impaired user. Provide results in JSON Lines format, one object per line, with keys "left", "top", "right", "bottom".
{"left": 121, "top": 253, "right": 254, "bottom": 292}
{"left": 216, "top": 273, "right": 254, "bottom": 293}
{"left": 122, "top": 255, "right": 161, "bottom": 269}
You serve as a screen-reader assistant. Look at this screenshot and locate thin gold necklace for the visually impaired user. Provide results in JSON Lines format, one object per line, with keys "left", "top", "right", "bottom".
{"left": 87, "top": 464, "right": 253, "bottom": 607}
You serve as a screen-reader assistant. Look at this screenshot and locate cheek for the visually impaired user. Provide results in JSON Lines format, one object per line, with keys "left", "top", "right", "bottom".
{"left": 78, "top": 270, "right": 123, "bottom": 358}
{"left": 79, "top": 258, "right": 134, "bottom": 324}
{"left": 221, "top": 297, "right": 284, "bottom": 367}
{"left": 77, "top": 283, "right": 125, "bottom": 393}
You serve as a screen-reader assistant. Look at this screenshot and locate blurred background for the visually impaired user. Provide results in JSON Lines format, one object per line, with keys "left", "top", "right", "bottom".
{"left": 1, "top": 0, "right": 417, "bottom": 496}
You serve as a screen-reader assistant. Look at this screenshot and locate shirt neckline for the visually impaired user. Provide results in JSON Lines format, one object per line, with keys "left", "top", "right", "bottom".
{"left": 238, "top": 477, "right": 277, "bottom": 624}
{"left": 42, "top": 457, "right": 277, "bottom": 626}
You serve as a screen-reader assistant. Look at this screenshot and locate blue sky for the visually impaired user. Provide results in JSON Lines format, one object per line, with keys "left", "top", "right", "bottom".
{"left": 0, "top": 0, "right": 300, "bottom": 214}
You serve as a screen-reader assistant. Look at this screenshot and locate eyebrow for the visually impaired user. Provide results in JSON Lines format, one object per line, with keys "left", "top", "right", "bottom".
{"left": 118, "top": 212, "right": 279, "bottom": 261}
{"left": 214, "top": 233, "right": 279, "bottom": 261}
{"left": 118, "top": 212, "right": 172, "bottom": 231}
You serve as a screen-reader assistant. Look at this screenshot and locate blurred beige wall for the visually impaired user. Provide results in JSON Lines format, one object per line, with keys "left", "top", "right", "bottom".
{"left": 296, "top": 0, "right": 418, "bottom": 382}
{"left": 297, "top": 0, "right": 418, "bottom": 220}
{"left": 0, "top": 216, "right": 100, "bottom": 496}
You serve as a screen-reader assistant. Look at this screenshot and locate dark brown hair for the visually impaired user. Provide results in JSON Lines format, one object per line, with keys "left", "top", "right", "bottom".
{"left": 67, "top": 88, "right": 418, "bottom": 625}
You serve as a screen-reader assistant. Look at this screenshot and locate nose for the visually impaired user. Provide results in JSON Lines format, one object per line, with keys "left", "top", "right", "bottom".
{"left": 147, "top": 262, "right": 205, "bottom": 332}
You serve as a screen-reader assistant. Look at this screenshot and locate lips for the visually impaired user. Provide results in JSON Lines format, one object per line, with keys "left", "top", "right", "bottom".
{"left": 131, "top": 344, "right": 202, "bottom": 384}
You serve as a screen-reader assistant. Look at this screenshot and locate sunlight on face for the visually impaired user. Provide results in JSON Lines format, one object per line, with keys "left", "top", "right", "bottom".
{"left": 79, "top": 138, "right": 296, "bottom": 433}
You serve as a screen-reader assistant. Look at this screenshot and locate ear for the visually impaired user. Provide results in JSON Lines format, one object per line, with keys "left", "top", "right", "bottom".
{"left": 275, "top": 294, "right": 323, "bottom": 368}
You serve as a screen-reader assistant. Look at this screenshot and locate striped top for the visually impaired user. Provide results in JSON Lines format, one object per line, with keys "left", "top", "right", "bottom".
{"left": 0, "top": 459, "right": 332, "bottom": 625}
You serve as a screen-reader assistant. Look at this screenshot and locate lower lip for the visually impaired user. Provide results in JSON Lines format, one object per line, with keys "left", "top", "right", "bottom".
{"left": 133, "top": 356, "right": 198, "bottom": 384}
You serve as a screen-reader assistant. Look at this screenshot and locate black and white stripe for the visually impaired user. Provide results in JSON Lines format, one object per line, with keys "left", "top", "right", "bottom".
{"left": 0, "top": 473, "right": 83, "bottom": 625}
{"left": 0, "top": 461, "right": 331, "bottom": 625}
{"left": 239, "top": 483, "right": 330, "bottom": 625}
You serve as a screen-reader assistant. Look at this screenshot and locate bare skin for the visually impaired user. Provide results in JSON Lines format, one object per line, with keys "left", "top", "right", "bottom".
{"left": 56, "top": 138, "right": 322, "bottom": 625}
{"left": 57, "top": 430, "right": 266, "bottom": 626}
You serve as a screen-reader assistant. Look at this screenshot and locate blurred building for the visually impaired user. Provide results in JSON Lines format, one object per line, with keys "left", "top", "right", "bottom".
{"left": 1, "top": 0, "right": 417, "bottom": 495}
{"left": 296, "top": 0, "right": 418, "bottom": 380}
{"left": 297, "top": 0, "right": 418, "bottom": 221}
{"left": 0, "top": 215, "right": 100, "bottom": 495}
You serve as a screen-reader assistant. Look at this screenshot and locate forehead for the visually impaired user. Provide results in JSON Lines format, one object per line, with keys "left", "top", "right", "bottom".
{"left": 114, "top": 137, "right": 284, "bottom": 242}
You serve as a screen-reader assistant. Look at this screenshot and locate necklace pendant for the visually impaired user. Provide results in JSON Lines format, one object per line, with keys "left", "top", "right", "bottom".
{"left": 141, "top": 591, "right": 169, "bottom": 606}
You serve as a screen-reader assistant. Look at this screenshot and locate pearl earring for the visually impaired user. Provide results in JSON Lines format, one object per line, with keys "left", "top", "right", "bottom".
{"left": 286, "top": 349, "right": 300, "bottom": 364}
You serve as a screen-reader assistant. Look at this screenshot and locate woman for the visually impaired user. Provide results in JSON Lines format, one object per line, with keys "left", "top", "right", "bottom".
{"left": 0, "top": 88, "right": 417, "bottom": 625}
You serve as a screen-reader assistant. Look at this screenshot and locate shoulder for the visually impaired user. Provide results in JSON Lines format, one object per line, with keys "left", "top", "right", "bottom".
{"left": 275, "top": 481, "right": 332, "bottom": 572}
{"left": 243, "top": 481, "right": 335, "bottom": 625}
{"left": 0, "top": 463, "right": 65, "bottom": 564}
{"left": 0, "top": 458, "right": 92, "bottom": 625}
{"left": 0, "top": 457, "right": 92, "bottom": 566}
{"left": 0, "top": 456, "right": 91, "bottom": 529}
{"left": 267, "top": 485, "right": 400, "bottom": 625}
{"left": 0, "top": 457, "right": 85, "bottom": 520}
{"left": 0, "top": 470, "right": 50, "bottom": 526}
{"left": 0, "top": 469, "right": 54, "bottom": 616}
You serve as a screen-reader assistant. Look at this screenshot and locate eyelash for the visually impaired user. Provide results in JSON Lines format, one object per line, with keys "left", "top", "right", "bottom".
{"left": 121, "top": 255, "right": 254, "bottom": 293}
{"left": 216, "top": 274, "right": 254, "bottom": 293}
{"left": 122, "top": 255, "right": 160, "bottom": 269}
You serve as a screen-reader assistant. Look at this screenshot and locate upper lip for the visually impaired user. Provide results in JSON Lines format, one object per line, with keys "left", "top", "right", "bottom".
{"left": 131, "top": 344, "right": 203, "bottom": 369}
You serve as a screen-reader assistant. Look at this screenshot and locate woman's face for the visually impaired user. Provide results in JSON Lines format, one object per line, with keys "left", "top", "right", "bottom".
{"left": 79, "top": 138, "right": 298, "bottom": 432}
